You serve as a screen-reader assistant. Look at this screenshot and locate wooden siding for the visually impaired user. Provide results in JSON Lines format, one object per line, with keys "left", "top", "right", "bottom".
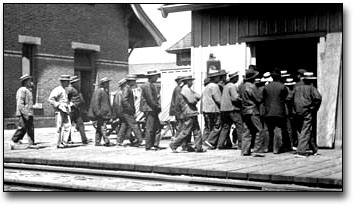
{"left": 192, "top": 4, "right": 342, "bottom": 47}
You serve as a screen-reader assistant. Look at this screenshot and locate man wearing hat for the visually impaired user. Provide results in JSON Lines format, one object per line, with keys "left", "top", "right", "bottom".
{"left": 116, "top": 75, "right": 144, "bottom": 147}
{"left": 140, "top": 70, "right": 162, "bottom": 151}
{"left": 66, "top": 75, "right": 89, "bottom": 144}
{"left": 263, "top": 68, "right": 292, "bottom": 154}
{"left": 202, "top": 71, "right": 222, "bottom": 149}
{"left": 88, "top": 77, "right": 114, "bottom": 147}
{"left": 218, "top": 69, "right": 228, "bottom": 93}
{"left": 285, "top": 78, "right": 298, "bottom": 150}
{"left": 217, "top": 72, "right": 243, "bottom": 149}
{"left": 10, "top": 74, "right": 36, "bottom": 150}
{"left": 238, "top": 69, "right": 264, "bottom": 157}
{"left": 294, "top": 69, "right": 307, "bottom": 88}
{"left": 169, "top": 76, "right": 185, "bottom": 138}
{"left": 290, "top": 72, "right": 322, "bottom": 157}
{"left": 170, "top": 76, "right": 206, "bottom": 153}
{"left": 49, "top": 75, "right": 72, "bottom": 148}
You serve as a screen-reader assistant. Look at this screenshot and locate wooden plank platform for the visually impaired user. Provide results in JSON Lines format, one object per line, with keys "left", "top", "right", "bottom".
{"left": 3, "top": 127, "right": 343, "bottom": 190}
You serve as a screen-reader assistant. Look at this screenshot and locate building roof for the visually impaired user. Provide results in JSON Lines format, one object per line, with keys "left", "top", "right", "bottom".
{"left": 129, "top": 4, "right": 166, "bottom": 48}
{"left": 158, "top": 4, "right": 232, "bottom": 18}
{"left": 166, "top": 32, "right": 191, "bottom": 54}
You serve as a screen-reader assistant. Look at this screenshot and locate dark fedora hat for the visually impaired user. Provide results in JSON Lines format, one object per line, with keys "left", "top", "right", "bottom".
{"left": 181, "top": 75, "right": 195, "bottom": 82}
{"left": 175, "top": 76, "right": 185, "bottom": 82}
{"left": 244, "top": 69, "right": 259, "bottom": 81}
{"left": 203, "top": 77, "right": 210, "bottom": 86}
{"left": 19, "top": 74, "right": 32, "bottom": 82}
{"left": 271, "top": 68, "right": 281, "bottom": 77}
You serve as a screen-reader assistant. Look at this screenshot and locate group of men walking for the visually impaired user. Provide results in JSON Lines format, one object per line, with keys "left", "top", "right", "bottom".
{"left": 10, "top": 66, "right": 322, "bottom": 158}
{"left": 169, "top": 66, "right": 322, "bottom": 158}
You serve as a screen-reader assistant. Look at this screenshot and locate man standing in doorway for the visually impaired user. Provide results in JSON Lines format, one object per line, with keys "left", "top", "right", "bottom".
{"left": 140, "top": 70, "right": 162, "bottom": 151}
{"left": 263, "top": 68, "right": 292, "bottom": 154}
{"left": 291, "top": 72, "right": 322, "bottom": 157}
{"left": 49, "top": 75, "right": 72, "bottom": 148}
{"left": 10, "top": 74, "right": 36, "bottom": 150}
{"left": 238, "top": 69, "right": 264, "bottom": 157}
{"left": 88, "top": 77, "right": 114, "bottom": 147}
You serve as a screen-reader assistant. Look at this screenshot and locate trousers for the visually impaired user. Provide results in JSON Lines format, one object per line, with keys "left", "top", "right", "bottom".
{"left": 172, "top": 116, "right": 202, "bottom": 150}
{"left": 69, "top": 110, "right": 88, "bottom": 143}
{"left": 12, "top": 115, "right": 35, "bottom": 145}
{"left": 95, "top": 119, "right": 110, "bottom": 145}
{"left": 203, "top": 112, "right": 222, "bottom": 146}
{"left": 218, "top": 111, "right": 243, "bottom": 149}
{"left": 55, "top": 112, "right": 71, "bottom": 146}
{"left": 144, "top": 111, "right": 161, "bottom": 149}
{"left": 118, "top": 113, "right": 143, "bottom": 144}
{"left": 295, "top": 112, "right": 318, "bottom": 155}
{"left": 265, "top": 116, "right": 292, "bottom": 153}
{"left": 241, "top": 114, "right": 264, "bottom": 155}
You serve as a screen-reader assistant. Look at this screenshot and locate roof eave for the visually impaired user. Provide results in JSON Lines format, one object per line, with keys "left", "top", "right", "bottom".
{"left": 131, "top": 4, "right": 166, "bottom": 46}
{"left": 158, "top": 4, "right": 232, "bottom": 18}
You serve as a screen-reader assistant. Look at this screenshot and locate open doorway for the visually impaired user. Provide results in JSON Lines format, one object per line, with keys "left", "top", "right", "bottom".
{"left": 252, "top": 37, "right": 318, "bottom": 81}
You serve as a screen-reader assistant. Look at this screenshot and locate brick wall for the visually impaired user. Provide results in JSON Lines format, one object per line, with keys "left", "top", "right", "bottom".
{"left": 3, "top": 4, "right": 130, "bottom": 118}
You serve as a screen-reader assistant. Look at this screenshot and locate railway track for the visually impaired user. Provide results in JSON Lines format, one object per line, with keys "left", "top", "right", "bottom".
{"left": 4, "top": 163, "right": 341, "bottom": 191}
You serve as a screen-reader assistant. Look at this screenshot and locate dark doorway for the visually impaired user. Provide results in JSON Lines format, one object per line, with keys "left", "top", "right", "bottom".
{"left": 253, "top": 37, "right": 318, "bottom": 79}
{"left": 74, "top": 50, "right": 96, "bottom": 122}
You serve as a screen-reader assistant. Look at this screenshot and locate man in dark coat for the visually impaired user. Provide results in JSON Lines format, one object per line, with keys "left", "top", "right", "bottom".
{"left": 263, "top": 68, "right": 292, "bottom": 153}
{"left": 169, "top": 76, "right": 185, "bottom": 138}
{"left": 88, "top": 77, "right": 114, "bottom": 147}
{"left": 238, "top": 69, "right": 264, "bottom": 157}
{"left": 217, "top": 72, "right": 243, "bottom": 149}
{"left": 10, "top": 74, "right": 36, "bottom": 150}
{"left": 117, "top": 75, "right": 144, "bottom": 147}
{"left": 291, "top": 72, "right": 322, "bottom": 157}
{"left": 66, "top": 75, "right": 89, "bottom": 144}
{"left": 169, "top": 76, "right": 206, "bottom": 153}
{"left": 140, "top": 70, "right": 162, "bottom": 151}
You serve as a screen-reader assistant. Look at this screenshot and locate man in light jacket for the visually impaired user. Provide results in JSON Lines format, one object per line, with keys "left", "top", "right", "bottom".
{"left": 10, "top": 74, "right": 36, "bottom": 150}
{"left": 217, "top": 72, "right": 243, "bottom": 149}
{"left": 49, "top": 75, "right": 72, "bottom": 148}
{"left": 202, "top": 72, "right": 222, "bottom": 149}
{"left": 169, "top": 76, "right": 206, "bottom": 153}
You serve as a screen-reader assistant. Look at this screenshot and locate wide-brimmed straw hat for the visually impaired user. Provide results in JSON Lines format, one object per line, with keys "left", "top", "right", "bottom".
{"left": 228, "top": 72, "right": 239, "bottom": 80}
{"left": 99, "top": 77, "right": 111, "bottom": 85}
{"left": 70, "top": 75, "right": 80, "bottom": 83}
{"left": 175, "top": 76, "right": 185, "bottom": 82}
{"left": 19, "top": 74, "right": 32, "bottom": 82}
{"left": 59, "top": 75, "right": 71, "bottom": 81}
{"left": 118, "top": 78, "right": 126, "bottom": 86}
{"left": 284, "top": 78, "right": 296, "bottom": 86}
{"left": 125, "top": 74, "right": 137, "bottom": 81}
{"left": 281, "top": 70, "right": 291, "bottom": 78}
{"left": 147, "top": 70, "right": 161, "bottom": 76}
{"left": 302, "top": 72, "right": 317, "bottom": 80}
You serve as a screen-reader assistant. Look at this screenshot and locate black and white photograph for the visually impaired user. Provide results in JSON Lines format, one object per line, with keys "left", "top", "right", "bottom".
{"left": 2, "top": 1, "right": 348, "bottom": 198}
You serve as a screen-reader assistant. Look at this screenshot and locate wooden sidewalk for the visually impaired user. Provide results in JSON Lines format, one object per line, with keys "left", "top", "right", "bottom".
{"left": 3, "top": 127, "right": 343, "bottom": 190}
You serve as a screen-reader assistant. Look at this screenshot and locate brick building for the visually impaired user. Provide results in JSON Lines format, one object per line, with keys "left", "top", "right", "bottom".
{"left": 3, "top": 4, "right": 165, "bottom": 127}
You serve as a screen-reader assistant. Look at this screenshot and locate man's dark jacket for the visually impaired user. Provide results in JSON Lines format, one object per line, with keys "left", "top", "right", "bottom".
{"left": 88, "top": 87, "right": 112, "bottom": 120}
{"left": 263, "top": 81, "right": 289, "bottom": 117}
